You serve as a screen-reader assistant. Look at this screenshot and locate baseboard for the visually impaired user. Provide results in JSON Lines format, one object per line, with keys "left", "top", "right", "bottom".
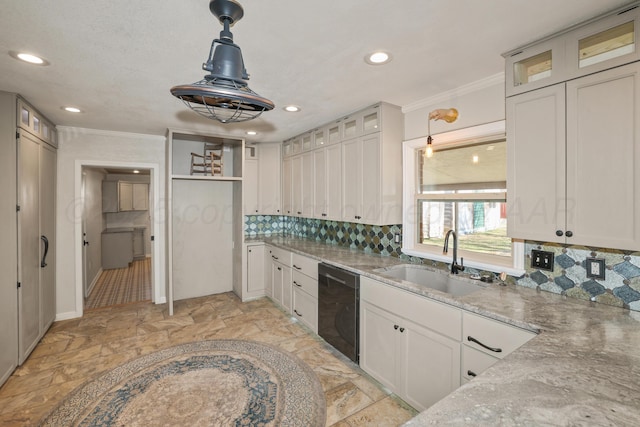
{"left": 55, "top": 311, "right": 82, "bottom": 321}
{"left": 154, "top": 297, "right": 166, "bottom": 304}
{"left": 86, "top": 268, "right": 103, "bottom": 298}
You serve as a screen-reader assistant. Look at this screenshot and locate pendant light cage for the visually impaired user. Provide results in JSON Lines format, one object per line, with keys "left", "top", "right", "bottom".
{"left": 170, "top": 0, "right": 274, "bottom": 124}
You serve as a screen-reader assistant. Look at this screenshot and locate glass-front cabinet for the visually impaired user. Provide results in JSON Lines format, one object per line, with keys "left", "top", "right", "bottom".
{"left": 313, "top": 128, "right": 326, "bottom": 147}
{"left": 504, "top": 3, "right": 640, "bottom": 97}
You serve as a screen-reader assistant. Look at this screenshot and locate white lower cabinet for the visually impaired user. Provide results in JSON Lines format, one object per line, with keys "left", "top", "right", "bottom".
{"left": 293, "top": 286, "right": 318, "bottom": 333}
{"left": 461, "top": 311, "right": 535, "bottom": 381}
{"left": 268, "top": 246, "right": 292, "bottom": 312}
{"left": 360, "top": 277, "right": 461, "bottom": 411}
{"left": 245, "top": 244, "right": 265, "bottom": 297}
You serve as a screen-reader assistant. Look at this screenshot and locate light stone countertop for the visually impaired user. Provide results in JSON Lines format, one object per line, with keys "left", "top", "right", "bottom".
{"left": 249, "top": 236, "right": 640, "bottom": 426}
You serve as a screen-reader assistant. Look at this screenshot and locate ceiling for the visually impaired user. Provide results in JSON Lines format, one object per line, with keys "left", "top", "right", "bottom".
{"left": 0, "top": 0, "right": 632, "bottom": 143}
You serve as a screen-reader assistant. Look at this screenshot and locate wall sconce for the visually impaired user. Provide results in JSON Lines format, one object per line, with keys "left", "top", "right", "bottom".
{"left": 426, "top": 108, "right": 459, "bottom": 158}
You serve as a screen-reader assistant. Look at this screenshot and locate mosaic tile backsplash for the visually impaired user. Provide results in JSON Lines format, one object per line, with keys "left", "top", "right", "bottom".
{"left": 245, "top": 215, "right": 640, "bottom": 312}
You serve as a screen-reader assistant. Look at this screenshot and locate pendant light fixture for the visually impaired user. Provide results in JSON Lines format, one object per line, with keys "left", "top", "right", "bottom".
{"left": 170, "top": 0, "right": 274, "bottom": 123}
{"left": 425, "top": 108, "right": 459, "bottom": 158}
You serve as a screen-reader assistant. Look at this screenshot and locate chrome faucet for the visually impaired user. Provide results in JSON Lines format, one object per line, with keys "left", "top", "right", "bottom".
{"left": 443, "top": 230, "right": 464, "bottom": 274}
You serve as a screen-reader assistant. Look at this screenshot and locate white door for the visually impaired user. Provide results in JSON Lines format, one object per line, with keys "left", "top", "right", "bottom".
{"left": 342, "top": 138, "right": 361, "bottom": 221}
{"left": 506, "top": 83, "right": 566, "bottom": 242}
{"left": 401, "top": 320, "right": 461, "bottom": 411}
{"left": 566, "top": 62, "right": 640, "bottom": 250}
{"left": 39, "top": 143, "right": 56, "bottom": 331}
{"left": 360, "top": 301, "right": 401, "bottom": 392}
{"left": 82, "top": 172, "right": 89, "bottom": 298}
{"left": 360, "top": 133, "right": 381, "bottom": 224}
{"left": 17, "top": 131, "right": 41, "bottom": 364}
{"left": 313, "top": 148, "right": 327, "bottom": 218}
{"left": 326, "top": 144, "right": 342, "bottom": 220}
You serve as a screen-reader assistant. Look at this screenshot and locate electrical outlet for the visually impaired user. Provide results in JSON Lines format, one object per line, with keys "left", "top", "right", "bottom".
{"left": 531, "top": 249, "right": 554, "bottom": 271}
{"left": 586, "top": 258, "right": 606, "bottom": 280}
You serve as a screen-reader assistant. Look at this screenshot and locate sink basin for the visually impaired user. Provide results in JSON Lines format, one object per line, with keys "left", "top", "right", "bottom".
{"left": 374, "top": 264, "right": 485, "bottom": 296}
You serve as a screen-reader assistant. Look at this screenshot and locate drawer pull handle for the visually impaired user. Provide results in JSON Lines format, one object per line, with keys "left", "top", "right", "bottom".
{"left": 293, "top": 265, "right": 302, "bottom": 270}
{"left": 294, "top": 309, "right": 303, "bottom": 317}
{"left": 293, "top": 281, "right": 302, "bottom": 287}
{"left": 272, "top": 255, "right": 279, "bottom": 260}
{"left": 467, "top": 370, "right": 477, "bottom": 378}
{"left": 467, "top": 336, "right": 502, "bottom": 353}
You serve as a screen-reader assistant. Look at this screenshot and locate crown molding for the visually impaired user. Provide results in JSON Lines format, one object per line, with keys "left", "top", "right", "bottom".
{"left": 57, "top": 126, "right": 165, "bottom": 141}
{"left": 402, "top": 72, "right": 505, "bottom": 113}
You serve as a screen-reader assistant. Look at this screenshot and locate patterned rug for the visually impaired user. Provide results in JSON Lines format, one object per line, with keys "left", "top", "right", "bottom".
{"left": 40, "top": 340, "right": 326, "bottom": 426}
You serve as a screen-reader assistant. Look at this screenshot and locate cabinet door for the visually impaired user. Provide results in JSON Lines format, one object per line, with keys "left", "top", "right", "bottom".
{"left": 301, "top": 151, "right": 314, "bottom": 216}
{"left": 325, "top": 144, "right": 342, "bottom": 220}
{"left": 101, "top": 181, "right": 118, "bottom": 213}
{"left": 401, "top": 320, "right": 461, "bottom": 411}
{"left": 342, "top": 138, "right": 361, "bottom": 221}
{"left": 17, "top": 131, "right": 41, "bottom": 364}
{"left": 118, "top": 182, "right": 133, "bottom": 211}
{"left": 244, "top": 159, "right": 259, "bottom": 215}
{"left": 566, "top": 62, "right": 640, "bottom": 250}
{"left": 282, "top": 265, "right": 292, "bottom": 313}
{"left": 246, "top": 244, "right": 265, "bottom": 294}
{"left": 132, "top": 183, "right": 148, "bottom": 211}
{"left": 271, "top": 260, "right": 284, "bottom": 305}
{"left": 39, "top": 143, "right": 56, "bottom": 332}
{"left": 264, "top": 248, "right": 273, "bottom": 297}
{"left": 258, "top": 143, "right": 281, "bottom": 215}
{"left": 282, "top": 157, "right": 292, "bottom": 215}
{"left": 506, "top": 83, "right": 566, "bottom": 242}
{"left": 292, "top": 286, "right": 317, "bottom": 333}
{"left": 360, "top": 133, "right": 381, "bottom": 224}
{"left": 313, "top": 148, "right": 327, "bottom": 218}
{"left": 360, "top": 301, "right": 401, "bottom": 393}
{"left": 290, "top": 155, "right": 302, "bottom": 216}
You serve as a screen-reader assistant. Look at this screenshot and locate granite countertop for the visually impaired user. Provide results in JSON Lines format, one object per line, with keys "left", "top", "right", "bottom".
{"left": 249, "top": 236, "right": 640, "bottom": 426}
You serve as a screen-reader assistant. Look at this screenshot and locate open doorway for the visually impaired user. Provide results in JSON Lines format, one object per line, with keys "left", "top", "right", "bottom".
{"left": 80, "top": 164, "right": 156, "bottom": 311}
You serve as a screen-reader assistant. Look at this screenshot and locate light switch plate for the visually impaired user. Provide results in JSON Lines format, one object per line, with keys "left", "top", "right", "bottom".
{"left": 586, "top": 258, "right": 606, "bottom": 280}
{"left": 531, "top": 249, "right": 554, "bottom": 271}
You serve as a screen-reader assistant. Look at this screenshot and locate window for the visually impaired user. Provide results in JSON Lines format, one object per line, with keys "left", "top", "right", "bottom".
{"left": 402, "top": 121, "right": 524, "bottom": 275}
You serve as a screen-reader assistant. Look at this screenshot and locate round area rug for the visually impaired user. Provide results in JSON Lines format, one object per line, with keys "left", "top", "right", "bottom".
{"left": 40, "top": 340, "right": 326, "bottom": 426}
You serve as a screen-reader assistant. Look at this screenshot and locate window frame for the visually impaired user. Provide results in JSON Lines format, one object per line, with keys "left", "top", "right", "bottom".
{"left": 402, "top": 120, "right": 525, "bottom": 276}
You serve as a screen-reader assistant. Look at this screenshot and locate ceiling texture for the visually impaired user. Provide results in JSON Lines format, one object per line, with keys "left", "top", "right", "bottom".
{"left": 0, "top": 0, "right": 632, "bottom": 143}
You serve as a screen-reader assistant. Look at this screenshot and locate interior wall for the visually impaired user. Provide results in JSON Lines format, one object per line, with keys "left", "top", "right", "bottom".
{"left": 82, "top": 168, "right": 106, "bottom": 296}
{"left": 56, "top": 127, "right": 166, "bottom": 319}
{"left": 403, "top": 76, "right": 505, "bottom": 141}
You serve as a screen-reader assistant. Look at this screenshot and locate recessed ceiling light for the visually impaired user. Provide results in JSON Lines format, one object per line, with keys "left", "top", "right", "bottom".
{"left": 284, "top": 105, "right": 301, "bottom": 113}
{"left": 133, "top": 170, "right": 140, "bottom": 174}
{"left": 9, "top": 51, "right": 49, "bottom": 66}
{"left": 246, "top": 131, "right": 257, "bottom": 136}
{"left": 365, "top": 51, "right": 392, "bottom": 65}
{"left": 63, "top": 106, "right": 82, "bottom": 113}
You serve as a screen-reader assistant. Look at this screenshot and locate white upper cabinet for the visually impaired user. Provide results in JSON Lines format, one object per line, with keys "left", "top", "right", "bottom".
{"left": 504, "top": 3, "right": 640, "bottom": 97}
{"left": 281, "top": 102, "right": 403, "bottom": 225}
{"left": 507, "top": 61, "right": 640, "bottom": 250}
{"left": 257, "top": 143, "right": 281, "bottom": 215}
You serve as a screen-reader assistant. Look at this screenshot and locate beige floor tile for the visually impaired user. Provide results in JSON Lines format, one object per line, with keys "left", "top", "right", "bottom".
{"left": 0, "top": 293, "right": 414, "bottom": 426}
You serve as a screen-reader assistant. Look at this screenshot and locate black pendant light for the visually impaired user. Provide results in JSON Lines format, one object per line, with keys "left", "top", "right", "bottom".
{"left": 171, "top": 0, "right": 274, "bottom": 123}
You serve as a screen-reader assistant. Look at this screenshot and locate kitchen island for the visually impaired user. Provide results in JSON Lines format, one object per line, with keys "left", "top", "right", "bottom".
{"left": 252, "top": 236, "right": 640, "bottom": 426}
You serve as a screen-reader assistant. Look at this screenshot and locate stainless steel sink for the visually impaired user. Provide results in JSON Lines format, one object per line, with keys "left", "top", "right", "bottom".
{"left": 373, "top": 264, "right": 486, "bottom": 296}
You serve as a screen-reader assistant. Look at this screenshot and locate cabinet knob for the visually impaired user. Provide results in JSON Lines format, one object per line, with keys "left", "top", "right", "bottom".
{"left": 566, "top": 230, "right": 573, "bottom": 237}
{"left": 399, "top": 327, "right": 405, "bottom": 333}
{"left": 555, "top": 230, "right": 563, "bottom": 237}
{"left": 393, "top": 324, "right": 399, "bottom": 330}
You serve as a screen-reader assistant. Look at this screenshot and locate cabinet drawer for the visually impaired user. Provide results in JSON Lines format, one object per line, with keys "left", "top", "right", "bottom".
{"left": 268, "top": 246, "right": 291, "bottom": 267}
{"left": 292, "top": 270, "right": 318, "bottom": 299}
{"left": 361, "top": 276, "right": 461, "bottom": 341}
{"left": 293, "top": 287, "right": 318, "bottom": 333}
{"left": 463, "top": 312, "right": 535, "bottom": 359}
{"left": 462, "top": 345, "right": 499, "bottom": 380}
{"left": 291, "top": 253, "right": 318, "bottom": 279}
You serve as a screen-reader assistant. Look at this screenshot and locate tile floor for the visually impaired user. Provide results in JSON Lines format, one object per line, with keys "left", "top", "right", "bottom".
{"left": 0, "top": 292, "right": 417, "bottom": 426}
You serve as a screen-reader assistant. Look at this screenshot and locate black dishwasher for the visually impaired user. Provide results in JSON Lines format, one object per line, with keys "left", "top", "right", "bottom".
{"left": 318, "top": 263, "right": 360, "bottom": 364}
